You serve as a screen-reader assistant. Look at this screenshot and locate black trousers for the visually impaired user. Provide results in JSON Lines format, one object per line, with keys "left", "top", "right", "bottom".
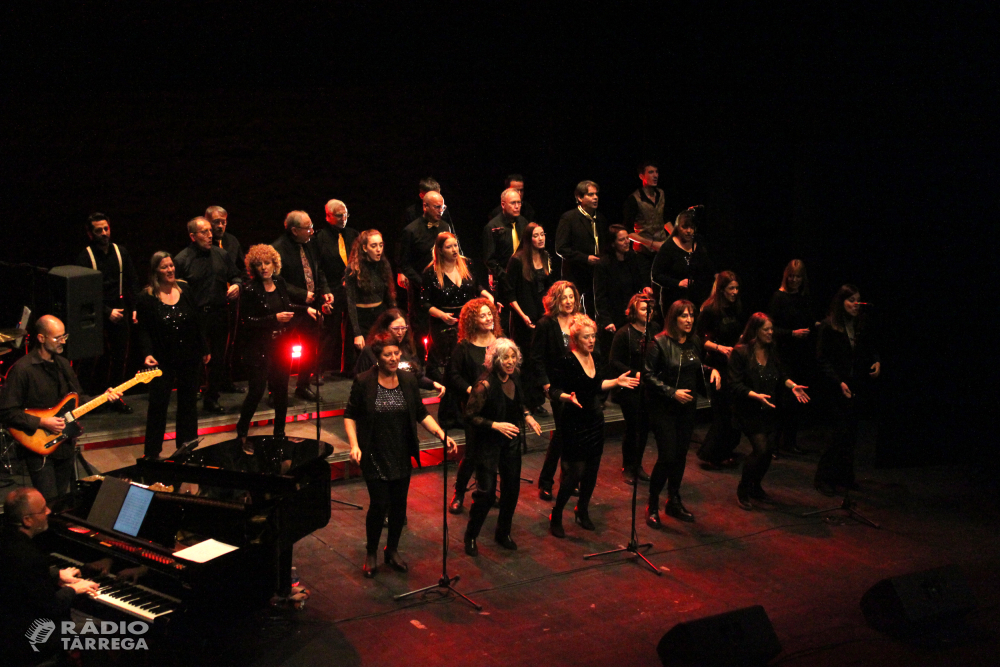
{"left": 453, "top": 427, "right": 476, "bottom": 495}
{"left": 466, "top": 439, "right": 522, "bottom": 540}
{"left": 324, "top": 289, "right": 351, "bottom": 374}
{"left": 202, "top": 307, "right": 229, "bottom": 401}
{"left": 25, "top": 451, "right": 74, "bottom": 501}
{"left": 816, "top": 394, "right": 859, "bottom": 485}
{"left": 697, "top": 382, "right": 742, "bottom": 464}
{"left": 364, "top": 476, "right": 411, "bottom": 553}
{"left": 648, "top": 403, "right": 697, "bottom": 506}
{"left": 145, "top": 361, "right": 200, "bottom": 458}
{"left": 618, "top": 390, "right": 650, "bottom": 470}
{"left": 237, "top": 339, "right": 291, "bottom": 438}
{"left": 739, "top": 431, "right": 777, "bottom": 491}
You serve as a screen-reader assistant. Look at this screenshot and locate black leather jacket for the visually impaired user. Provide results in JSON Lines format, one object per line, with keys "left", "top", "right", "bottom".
{"left": 643, "top": 331, "right": 711, "bottom": 402}
{"left": 240, "top": 276, "right": 304, "bottom": 344}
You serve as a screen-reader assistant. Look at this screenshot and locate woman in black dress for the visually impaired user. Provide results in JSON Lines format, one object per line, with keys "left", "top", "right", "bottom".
{"left": 135, "top": 251, "right": 208, "bottom": 459}
{"left": 767, "top": 259, "right": 816, "bottom": 456}
{"left": 608, "top": 294, "right": 653, "bottom": 485}
{"left": 346, "top": 333, "right": 457, "bottom": 578}
{"left": 651, "top": 206, "right": 716, "bottom": 314}
{"left": 594, "top": 224, "right": 651, "bottom": 355}
{"left": 462, "top": 338, "right": 542, "bottom": 556}
{"left": 729, "top": 313, "right": 811, "bottom": 510}
{"left": 235, "top": 244, "right": 314, "bottom": 453}
{"left": 696, "top": 271, "right": 746, "bottom": 468}
{"left": 814, "top": 285, "right": 880, "bottom": 496}
{"left": 446, "top": 298, "right": 503, "bottom": 513}
{"left": 421, "top": 232, "right": 492, "bottom": 382}
{"left": 503, "top": 222, "right": 554, "bottom": 414}
{"left": 643, "top": 299, "right": 721, "bottom": 526}
{"left": 548, "top": 315, "right": 639, "bottom": 537}
{"left": 345, "top": 229, "right": 396, "bottom": 352}
{"left": 531, "top": 280, "right": 583, "bottom": 499}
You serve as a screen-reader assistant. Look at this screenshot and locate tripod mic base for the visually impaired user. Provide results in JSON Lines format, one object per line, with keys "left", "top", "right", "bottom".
{"left": 394, "top": 574, "right": 483, "bottom": 610}
{"left": 585, "top": 541, "right": 662, "bottom": 576}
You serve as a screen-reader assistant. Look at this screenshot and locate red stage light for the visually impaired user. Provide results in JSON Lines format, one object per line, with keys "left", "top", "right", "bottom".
{"left": 291, "top": 344, "right": 302, "bottom": 359}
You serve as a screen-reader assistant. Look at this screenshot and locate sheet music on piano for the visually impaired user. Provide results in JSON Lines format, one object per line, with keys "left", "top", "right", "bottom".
{"left": 174, "top": 539, "right": 238, "bottom": 563}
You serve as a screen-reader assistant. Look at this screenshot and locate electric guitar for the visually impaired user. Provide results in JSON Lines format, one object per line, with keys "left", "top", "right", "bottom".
{"left": 8, "top": 368, "right": 162, "bottom": 456}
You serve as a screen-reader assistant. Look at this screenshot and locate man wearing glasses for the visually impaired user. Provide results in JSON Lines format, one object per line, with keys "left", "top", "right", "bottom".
{"left": 314, "top": 199, "right": 359, "bottom": 376}
{"left": 175, "top": 217, "right": 243, "bottom": 414}
{"left": 0, "top": 316, "right": 120, "bottom": 500}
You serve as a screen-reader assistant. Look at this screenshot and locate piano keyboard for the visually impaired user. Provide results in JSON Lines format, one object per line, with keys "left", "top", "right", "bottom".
{"left": 50, "top": 553, "right": 182, "bottom": 621}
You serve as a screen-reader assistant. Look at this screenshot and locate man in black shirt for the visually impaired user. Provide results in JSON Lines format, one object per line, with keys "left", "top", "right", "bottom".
{"left": 74, "top": 212, "right": 138, "bottom": 413}
{"left": 487, "top": 173, "right": 536, "bottom": 224}
{"left": 483, "top": 187, "right": 529, "bottom": 302}
{"left": 206, "top": 205, "right": 247, "bottom": 394}
{"left": 0, "top": 316, "right": 120, "bottom": 500}
{"left": 314, "top": 199, "right": 359, "bottom": 376}
{"left": 1, "top": 487, "right": 100, "bottom": 665}
{"left": 555, "top": 180, "right": 609, "bottom": 316}
{"left": 174, "top": 216, "right": 242, "bottom": 414}
{"left": 402, "top": 176, "right": 456, "bottom": 230}
{"left": 271, "top": 211, "right": 333, "bottom": 401}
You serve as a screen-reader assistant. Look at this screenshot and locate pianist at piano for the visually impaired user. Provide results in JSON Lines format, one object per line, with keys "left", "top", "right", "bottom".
{"left": 0, "top": 487, "right": 101, "bottom": 665}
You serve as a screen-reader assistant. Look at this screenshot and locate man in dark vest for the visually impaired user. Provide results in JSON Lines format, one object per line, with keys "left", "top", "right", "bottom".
{"left": 623, "top": 161, "right": 671, "bottom": 285}
{"left": 555, "top": 180, "right": 608, "bottom": 316}
{"left": 314, "top": 199, "right": 359, "bottom": 375}
{"left": 205, "top": 205, "right": 247, "bottom": 394}
{"left": 74, "top": 212, "right": 138, "bottom": 412}
{"left": 483, "top": 188, "right": 529, "bottom": 322}
{"left": 487, "top": 173, "right": 536, "bottom": 223}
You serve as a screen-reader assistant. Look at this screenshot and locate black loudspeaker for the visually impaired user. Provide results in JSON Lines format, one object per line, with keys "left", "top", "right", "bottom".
{"left": 657, "top": 605, "right": 782, "bottom": 667}
{"left": 860, "top": 565, "right": 976, "bottom": 636}
{"left": 46, "top": 266, "right": 103, "bottom": 361}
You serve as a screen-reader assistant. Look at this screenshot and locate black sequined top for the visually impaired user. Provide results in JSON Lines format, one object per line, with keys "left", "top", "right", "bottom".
{"left": 135, "top": 284, "right": 207, "bottom": 365}
{"left": 364, "top": 383, "right": 414, "bottom": 481}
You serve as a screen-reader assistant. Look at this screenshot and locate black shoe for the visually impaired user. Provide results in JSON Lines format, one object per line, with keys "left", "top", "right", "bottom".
{"left": 815, "top": 480, "right": 837, "bottom": 497}
{"left": 294, "top": 387, "right": 318, "bottom": 402}
{"left": 494, "top": 534, "right": 517, "bottom": 550}
{"left": 449, "top": 492, "right": 465, "bottom": 514}
{"left": 464, "top": 536, "right": 478, "bottom": 557}
{"left": 221, "top": 383, "right": 246, "bottom": 394}
{"left": 203, "top": 401, "right": 226, "bottom": 415}
{"left": 737, "top": 487, "right": 753, "bottom": 511}
{"left": 622, "top": 467, "right": 637, "bottom": 486}
{"left": 750, "top": 485, "right": 775, "bottom": 503}
{"left": 549, "top": 512, "right": 565, "bottom": 538}
{"left": 538, "top": 485, "right": 553, "bottom": 501}
{"left": 574, "top": 507, "right": 595, "bottom": 531}
{"left": 111, "top": 399, "right": 133, "bottom": 414}
{"left": 665, "top": 494, "right": 695, "bottom": 522}
{"left": 240, "top": 437, "right": 254, "bottom": 456}
{"left": 645, "top": 506, "right": 662, "bottom": 529}
{"left": 530, "top": 405, "right": 549, "bottom": 417}
{"left": 719, "top": 457, "right": 739, "bottom": 468}
{"left": 383, "top": 548, "right": 408, "bottom": 572}
{"left": 637, "top": 467, "right": 650, "bottom": 482}
{"left": 362, "top": 552, "right": 377, "bottom": 578}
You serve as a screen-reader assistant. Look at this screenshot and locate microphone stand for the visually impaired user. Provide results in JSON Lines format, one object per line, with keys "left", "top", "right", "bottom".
{"left": 801, "top": 486, "right": 879, "bottom": 528}
{"left": 584, "top": 300, "right": 660, "bottom": 575}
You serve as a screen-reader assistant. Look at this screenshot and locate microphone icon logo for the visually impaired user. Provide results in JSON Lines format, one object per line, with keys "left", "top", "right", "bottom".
{"left": 25, "top": 618, "right": 56, "bottom": 652}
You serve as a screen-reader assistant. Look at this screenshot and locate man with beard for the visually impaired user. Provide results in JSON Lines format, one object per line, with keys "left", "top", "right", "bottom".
{"left": 555, "top": 180, "right": 608, "bottom": 316}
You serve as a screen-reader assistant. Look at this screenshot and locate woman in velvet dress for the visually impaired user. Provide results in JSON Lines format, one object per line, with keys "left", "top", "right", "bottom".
{"left": 446, "top": 298, "right": 503, "bottom": 514}
{"left": 643, "top": 300, "right": 720, "bottom": 526}
{"left": 814, "top": 285, "right": 880, "bottom": 496}
{"left": 136, "top": 251, "right": 208, "bottom": 459}
{"left": 548, "top": 315, "right": 639, "bottom": 538}
{"left": 346, "top": 333, "right": 457, "bottom": 578}
{"left": 345, "top": 229, "right": 396, "bottom": 352}
{"left": 651, "top": 206, "right": 716, "bottom": 314}
{"left": 696, "top": 271, "right": 745, "bottom": 469}
{"left": 235, "top": 244, "right": 313, "bottom": 453}
{"left": 767, "top": 259, "right": 816, "bottom": 456}
{"left": 607, "top": 294, "right": 653, "bottom": 485}
{"left": 462, "top": 338, "right": 542, "bottom": 556}
{"left": 503, "top": 222, "right": 555, "bottom": 415}
{"left": 728, "top": 313, "right": 810, "bottom": 510}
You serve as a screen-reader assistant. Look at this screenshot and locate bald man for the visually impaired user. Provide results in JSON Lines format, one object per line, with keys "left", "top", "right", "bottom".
{"left": 0, "top": 316, "right": 119, "bottom": 500}
{"left": 314, "top": 199, "right": 359, "bottom": 374}
{"left": 483, "top": 187, "right": 530, "bottom": 296}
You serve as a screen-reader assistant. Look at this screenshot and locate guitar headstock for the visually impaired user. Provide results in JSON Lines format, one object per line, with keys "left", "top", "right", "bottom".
{"left": 137, "top": 368, "right": 163, "bottom": 384}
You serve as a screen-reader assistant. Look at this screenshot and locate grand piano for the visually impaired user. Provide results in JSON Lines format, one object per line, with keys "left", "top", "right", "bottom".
{"left": 37, "top": 436, "right": 333, "bottom": 624}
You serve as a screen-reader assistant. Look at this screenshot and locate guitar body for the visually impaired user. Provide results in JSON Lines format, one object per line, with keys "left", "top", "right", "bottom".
{"left": 9, "top": 394, "right": 81, "bottom": 456}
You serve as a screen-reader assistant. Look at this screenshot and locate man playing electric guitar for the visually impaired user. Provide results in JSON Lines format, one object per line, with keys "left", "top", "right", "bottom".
{"left": 0, "top": 315, "right": 120, "bottom": 501}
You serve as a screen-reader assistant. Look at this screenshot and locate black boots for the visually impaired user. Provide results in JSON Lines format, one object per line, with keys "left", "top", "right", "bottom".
{"left": 664, "top": 493, "right": 695, "bottom": 522}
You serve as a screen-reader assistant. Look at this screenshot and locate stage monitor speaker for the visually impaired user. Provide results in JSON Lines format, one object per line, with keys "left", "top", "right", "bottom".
{"left": 657, "top": 605, "right": 781, "bottom": 667}
{"left": 860, "top": 564, "right": 976, "bottom": 636}
{"left": 46, "top": 266, "right": 103, "bottom": 361}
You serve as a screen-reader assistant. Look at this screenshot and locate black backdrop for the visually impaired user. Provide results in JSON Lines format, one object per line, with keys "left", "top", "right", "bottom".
{"left": 1, "top": 4, "right": 995, "bottom": 469}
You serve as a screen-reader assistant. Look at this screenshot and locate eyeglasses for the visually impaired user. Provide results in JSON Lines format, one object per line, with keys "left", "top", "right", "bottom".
{"left": 389, "top": 326, "right": 408, "bottom": 333}
{"left": 194, "top": 229, "right": 212, "bottom": 236}
{"left": 337, "top": 213, "right": 350, "bottom": 220}
{"left": 296, "top": 225, "right": 315, "bottom": 232}
{"left": 48, "top": 334, "right": 69, "bottom": 343}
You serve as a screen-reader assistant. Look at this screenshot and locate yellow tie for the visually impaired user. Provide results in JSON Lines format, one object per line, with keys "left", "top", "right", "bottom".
{"left": 338, "top": 234, "right": 348, "bottom": 264}
{"left": 511, "top": 225, "right": 519, "bottom": 252}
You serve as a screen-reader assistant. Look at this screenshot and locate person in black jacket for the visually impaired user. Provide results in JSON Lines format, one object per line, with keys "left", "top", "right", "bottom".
{"left": 594, "top": 224, "right": 652, "bottom": 355}
{"left": 651, "top": 206, "right": 716, "bottom": 314}
{"left": 482, "top": 188, "right": 529, "bottom": 300}
{"left": 235, "top": 245, "right": 314, "bottom": 453}
{"left": 608, "top": 294, "right": 654, "bottom": 485}
{"left": 271, "top": 211, "right": 333, "bottom": 402}
{"left": 814, "top": 285, "right": 881, "bottom": 496}
{"left": 206, "top": 205, "right": 247, "bottom": 394}
{"left": 767, "top": 259, "right": 817, "bottom": 456}
{"left": 313, "top": 199, "right": 360, "bottom": 375}
{"left": 531, "top": 280, "right": 584, "bottom": 498}
{"left": 503, "top": 223, "right": 555, "bottom": 414}
{"left": 345, "top": 334, "right": 456, "bottom": 578}
{"left": 344, "top": 229, "right": 397, "bottom": 354}
{"left": 728, "top": 313, "right": 810, "bottom": 510}
{"left": 696, "top": 271, "right": 746, "bottom": 468}
{"left": 462, "top": 338, "right": 542, "bottom": 556}
{"left": 643, "top": 300, "right": 720, "bottom": 525}
{"left": 136, "top": 252, "right": 209, "bottom": 460}
{"left": 445, "top": 298, "right": 503, "bottom": 514}
{"left": 555, "top": 180, "right": 608, "bottom": 316}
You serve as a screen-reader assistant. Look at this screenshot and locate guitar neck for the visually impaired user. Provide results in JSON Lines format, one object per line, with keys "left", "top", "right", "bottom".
{"left": 71, "top": 376, "right": 140, "bottom": 419}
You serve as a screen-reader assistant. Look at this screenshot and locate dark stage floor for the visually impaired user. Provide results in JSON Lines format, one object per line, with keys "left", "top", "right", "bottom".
{"left": 136, "top": 423, "right": 999, "bottom": 667}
